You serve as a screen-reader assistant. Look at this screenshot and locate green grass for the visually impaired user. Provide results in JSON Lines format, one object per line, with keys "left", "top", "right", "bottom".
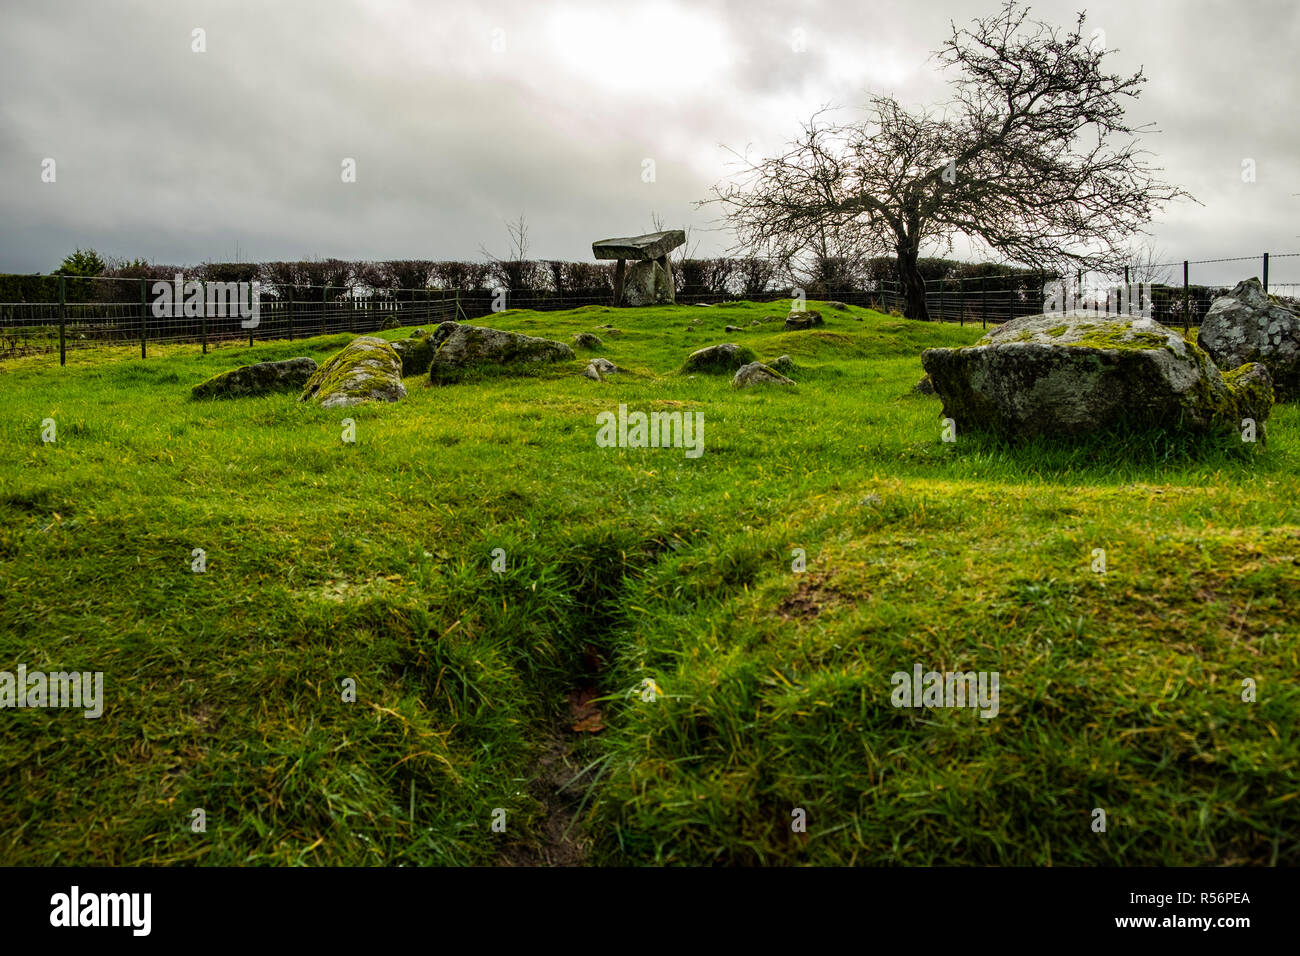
{"left": 1, "top": 298, "right": 1296, "bottom": 866}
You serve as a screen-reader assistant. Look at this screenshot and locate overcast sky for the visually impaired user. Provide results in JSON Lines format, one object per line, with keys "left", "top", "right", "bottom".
{"left": 2, "top": 0, "right": 1298, "bottom": 286}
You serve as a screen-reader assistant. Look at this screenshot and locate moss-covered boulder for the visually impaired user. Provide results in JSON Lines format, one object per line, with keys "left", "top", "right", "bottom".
{"left": 428, "top": 324, "right": 574, "bottom": 384}
{"left": 921, "top": 312, "right": 1273, "bottom": 438}
{"left": 681, "top": 342, "right": 757, "bottom": 374}
{"left": 572, "top": 332, "right": 604, "bottom": 349}
{"left": 733, "top": 362, "right": 795, "bottom": 387}
{"left": 299, "top": 336, "right": 406, "bottom": 409}
{"left": 191, "top": 357, "right": 317, "bottom": 400}
{"left": 1200, "top": 278, "right": 1300, "bottom": 401}
{"left": 390, "top": 324, "right": 458, "bottom": 377}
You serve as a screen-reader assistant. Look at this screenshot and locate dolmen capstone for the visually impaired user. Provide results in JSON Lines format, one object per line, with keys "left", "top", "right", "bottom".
{"left": 921, "top": 311, "right": 1273, "bottom": 439}
{"left": 1199, "top": 278, "right": 1300, "bottom": 402}
{"left": 592, "top": 229, "right": 686, "bottom": 306}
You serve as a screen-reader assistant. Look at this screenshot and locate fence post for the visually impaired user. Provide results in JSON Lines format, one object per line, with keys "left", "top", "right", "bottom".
{"left": 248, "top": 285, "right": 255, "bottom": 348}
{"left": 287, "top": 289, "right": 294, "bottom": 341}
{"left": 58, "top": 275, "right": 66, "bottom": 366}
{"left": 981, "top": 276, "right": 987, "bottom": 329}
{"left": 1123, "top": 265, "right": 1130, "bottom": 315}
{"left": 321, "top": 285, "right": 328, "bottom": 336}
{"left": 958, "top": 277, "right": 964, "bottom": 326}
{"left": 1263, "top": 252, "right": 1269, "bottom": 292}
{"left": 139, "top": 278, "right": 147, "bottom": 359}
{"left": 1183, "top": 260, "right": 1190, "bottom": 333}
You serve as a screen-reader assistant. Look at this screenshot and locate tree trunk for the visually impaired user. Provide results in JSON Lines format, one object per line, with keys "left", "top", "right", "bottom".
{"left": 896, "top": 245, "right": 930, "bottom": 321}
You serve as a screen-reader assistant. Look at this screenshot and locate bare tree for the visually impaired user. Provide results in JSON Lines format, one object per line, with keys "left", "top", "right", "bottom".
{"left": 1123, "top": 237, "right": 1172, "bottom": 286}
{"left": 709, "top": 1, "right": 1193, "bottom": 320}
{"left": 481, "top": 214, "right": 543, "bottom": 291}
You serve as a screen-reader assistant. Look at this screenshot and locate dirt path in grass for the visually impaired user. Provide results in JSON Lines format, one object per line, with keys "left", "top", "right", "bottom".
{"left": 497, "top": 728, "right": 591, "bottom": 867}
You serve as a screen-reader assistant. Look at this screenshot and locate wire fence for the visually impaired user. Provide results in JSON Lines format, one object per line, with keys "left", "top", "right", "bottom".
{"left": 2, "top": 251, "right": 1296, "bottom": 365}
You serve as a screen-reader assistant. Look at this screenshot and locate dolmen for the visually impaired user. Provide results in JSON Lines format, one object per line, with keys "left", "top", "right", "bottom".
{"left": 592, "top": 229, "right": 686, "bottom": 306}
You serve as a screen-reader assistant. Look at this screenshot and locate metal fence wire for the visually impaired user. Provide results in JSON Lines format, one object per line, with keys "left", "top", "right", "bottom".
{"left": 1, "top": 252, "right": 1295, "bottom": 365}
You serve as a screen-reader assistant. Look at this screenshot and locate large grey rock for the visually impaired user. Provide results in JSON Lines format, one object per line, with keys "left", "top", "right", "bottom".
{"left": 300, "top": 337, "right": 406, "bottom": 409}
{"left": 429, "top": 324, "right": 573, "bottom": 383}
{"left": 192, "top": 357, "right": 317, "bottom": 399}
{"left": 1200, "top": 278, "right": 1300, "bottom": 401}
{"left": 733, "top": 362, "right": 795, "bottom": 387}
{"left": 784, "top": 310, "right": 825, "bottom": 330}
{"left": 681, "top": 342, "right": 758, "bottom": 374}
{"left": 920, "top": 311, "right": 1273, "bottom": 438}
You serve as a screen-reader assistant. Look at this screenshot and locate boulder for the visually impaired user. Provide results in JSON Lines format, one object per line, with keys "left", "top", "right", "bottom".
{"left": 769, "top": 355, "right": 796, "bottom": 375}
{"left": 192, "top": 357, "right": 317, "bottom": 400}
{"left": 725, "top": 325, "right": 745, "bottom": 332}
{"left": 784, "top": 310, "right": 825, "bottom": 330}
{"left": 681, "top": 342, "right": 758, "bottom": 374}
{"left": 572, "top": 332, "right": 604, "bottom": 349}
{"left": 913, "top": 375, "right": 935, "bottom": 395}
{"left": 1199, "top": 278, "right": 1300, "bottom": 401}
{"left": 824, "top": 301, "right": 851, "bottom": 311}
{"left": 920, "top": 312, "right": 1272, "bottom": 438}
{"left": 390, "top": 323, "right": 459, "bottom": 377}
{"left": 429, "top": 324, "right": 574, "bottom": 383}
{"left": 300, "top": 337, "right": 406, "bottom": 409}
{"left": 733, "top": 362, "right": 795, "bottom": 387}
{"left": 582, "top": 358, "right": 619, "bottom": 382}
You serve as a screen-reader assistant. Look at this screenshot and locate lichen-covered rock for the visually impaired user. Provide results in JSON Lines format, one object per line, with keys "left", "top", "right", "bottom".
{"left": 428, "top": 324, "right": 574, "bottom": 383}
{"left": 572, "top": 332, "right": 604, "bottom": 349}
{"left": 299, "top": 336, "right": 406, "bottom": 408}
{"left": 681, "top": 342, "right": 758, "bottom": 374}
{"left": 784, "top": 310, "right": 825, "bottom": 330}
{"left": 769, "top": 355, "right": 795, "bottom": 375}
{"left": 920, "top": 311, "right": 1272, "bottom": 438}
{"left": 733, "top": 362, "right": 795, "bottom": 387}
{"left": 725, "top": 325, "right": 745, "bottom": 332}
{"left": 824, "top": 301, "right": 850, "bottom": 311}
{"left": 192, "top": 357, "right": 317, "bottom": 399}
{"left": 913, "top": 374, "right": 935, "bottom": 395}
{"left": 1200, "top": 278, "right": 1300, "bottom": 401}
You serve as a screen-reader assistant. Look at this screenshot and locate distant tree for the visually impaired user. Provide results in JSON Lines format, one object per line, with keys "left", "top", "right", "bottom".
{"left": 56, "top": 248, "right": 107, "bottom": 277}
{"left": 710, "top": 1, "right": 1192, "bottom": 319}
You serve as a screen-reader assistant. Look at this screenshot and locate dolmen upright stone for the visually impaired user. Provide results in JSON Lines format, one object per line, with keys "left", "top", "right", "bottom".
{"left": 1200, "top": 278, "right": 1300, "bottom": 401}
{"left": 921, "top": 311, "right": 1273, "bottom": 439}
{"left": 592, "top": 229, "right": 686, "bottom": 306}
